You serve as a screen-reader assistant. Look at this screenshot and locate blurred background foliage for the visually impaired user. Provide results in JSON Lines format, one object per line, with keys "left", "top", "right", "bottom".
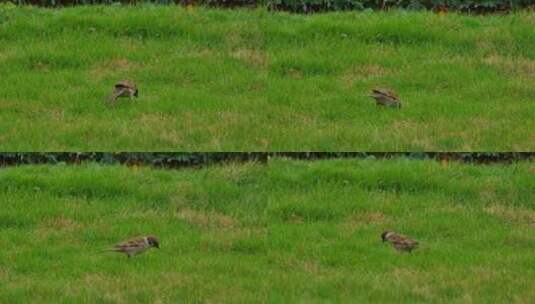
{"left": 0, "top": 0, "right": 533, "bottom": 13}
{"left": 0, "top": 153, "right": 533, "bottom": 168}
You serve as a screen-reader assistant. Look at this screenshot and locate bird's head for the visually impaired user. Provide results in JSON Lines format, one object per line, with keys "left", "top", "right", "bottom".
{"left": 147, "top": 235, "right": 159, "bottom": 249}
{"left": 134, "top": 89, "right": 139, "bottom": 98}
{"left": 381, "top": 231, "right": 393, "bottom": 242}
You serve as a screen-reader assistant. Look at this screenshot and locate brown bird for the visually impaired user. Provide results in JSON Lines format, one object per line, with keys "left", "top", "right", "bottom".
{"left": 108, "top": 80, "right": 138, "bottom": 104}
{"left": 381, "top": 231, "right": 418, "bottom": 253}
{"left": 369, "top": 88, "right": 402, "bottom": 108}
{"left": 101, "top": 235, "right": 160, "bottom": 258}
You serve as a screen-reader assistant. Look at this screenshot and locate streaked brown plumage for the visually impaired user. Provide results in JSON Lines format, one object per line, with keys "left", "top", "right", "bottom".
{"left": 369, "top": 88, "right": 402, "bottom": 108}
{"left": 381, "top": 231, "right": 418, "bottom": 253}
{"left": 102, "top": 235, "right": 159, "bottom": 258}
{"left": 108, "top": 80, "right": 138, "bottom": 104}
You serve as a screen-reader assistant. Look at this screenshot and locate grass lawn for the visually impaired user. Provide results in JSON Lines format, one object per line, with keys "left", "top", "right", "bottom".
{"left": 0, "top": 5, "right": 534, "bottom": 150}
{"left": 1, "top": 159, "right": 534, "bottom": 302}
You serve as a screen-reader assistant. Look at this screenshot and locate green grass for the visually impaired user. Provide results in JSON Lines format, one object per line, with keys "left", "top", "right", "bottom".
{"left": 0, "top": 5, "right": 534, "bottom": 150}
{"left": 1, "top": 159, "right": 534, "bottom": 302}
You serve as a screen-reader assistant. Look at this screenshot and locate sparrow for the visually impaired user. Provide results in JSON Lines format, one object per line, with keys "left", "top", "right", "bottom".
{"left": 381, "top": 230, "right": 418, "bottom": 253}
{"left": 101, "top": 235, "right": 160, "bottom": 258}
{"left": 369, "top": 88, "right": 402, "bottom": 108}
{"left": 108, "top": 80, "right": 138, "bottom": 104}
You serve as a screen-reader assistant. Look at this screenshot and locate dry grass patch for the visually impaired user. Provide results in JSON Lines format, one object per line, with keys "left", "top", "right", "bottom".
{"left": 341, "top": 64, "right": 390, "bottom": 87}
{"left": 0, "top": 99, "right": 16, "bottom": 111}
{"left": 214, "top": 161, "right": 259, "bottom": 182}
{"left": 35, "top": 216, "right": 82, "bottom": 241}
{"left": 184, "top": 48, "right": 216, "bottom": 59}
{"left": 89, "top": 58, "right": 140, "bottom": 81}
{"left": 287, "top": 112, "right": 319, "bottom": 130}
{"left": 108, "top": 59, "right": 136, "bottom": 70}
{"left": 176, "top": 208, "right": 236, "bottom": 229}
{"left": 231, "top": 48, "right": 267, "bottom": 68}
{"left": 216, "top": 111, "right": 244, "bottom": 126}
{"left": 41, "top": 216, "right": 81, "bottom": 230}
{"left": 483, "top": 54, "right": 535, "bottom": 78}
{"left": 302, "top": 260, "right": 321, "bottom": 275}
{"left": 484, "top": 204, "right": 535, "bottom": 227}
{"left": 137, "top": 113, "right": 169, "bottom": 127}
{"left": 354, "top": 211, "right": 387, "bottom": 225}
{"left": 392, "top": 268, "right": 434, "bottom": 299}
{"left": 76, "top": 274, "right": 128, "bottom": 304}
{"left": 340, "top": 211, "right": 386, "bottom": 237}
{"left": 47, "top": 108, "right": 66, "bottom": 121}
{"left": 118, "top": 208, "right": 163, "bottom": 220}
{"left": 199, "top": 226, "right": 266, "bottom": 252}
{"left": 386, "top": 120, "right": 436, "bottom": 150}
{"left": 134, "top": 113, "right": 186, "bottom": 144}
{"left": 0, "top": 268, "right": 10, "bottom": 282}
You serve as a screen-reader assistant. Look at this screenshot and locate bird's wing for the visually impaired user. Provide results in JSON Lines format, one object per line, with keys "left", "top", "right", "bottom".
{"left": 115, "top": 237, "right": 144, "bottom": 250}
{"left": 388, "top": 233, "right": 409, "bottom": 243}
{"left": 372, "top": 88, "right": 399, "bottom": 100}
{"left": 394, "top": 236, "right": 418, "bottom": 248}
{"left": 115, "top": 80, "right": 135, "bottom": 89}
{"left": 371, "top": 88, "right": 386, "bottom": 96}
{"left": 383, "top": 90, "right": 399, "bottom": 100}
{"left": 387, "top": 233, "right": 404, "bottom": 242}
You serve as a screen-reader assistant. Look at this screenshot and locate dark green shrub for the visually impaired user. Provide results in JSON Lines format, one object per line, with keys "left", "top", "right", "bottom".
{"left": 0, "top": 153, "right": 532, "bottom": 168}
{"left": 269, "top": 0, "right": 533, "bottom": 13}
